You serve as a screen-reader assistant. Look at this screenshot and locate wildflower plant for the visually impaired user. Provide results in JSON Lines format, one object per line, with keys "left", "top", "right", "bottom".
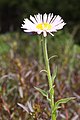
{"left": 21, "top": 13, "right": 75, "bottom": 120}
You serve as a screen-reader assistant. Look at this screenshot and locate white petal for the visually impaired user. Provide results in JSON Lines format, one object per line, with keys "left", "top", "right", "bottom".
{"left": 24, "top": 18, "right": 34, "bottom": 25}
{"left": 47, "top": 13, "right": 51, "bottom": 22}
{"left": 43, "top": 31, "right": 47, "bottom": 37}
{"left": 53, "top": 22, "right": 66, "bottom": 30}
{"left": 34, "top": 13, "right": 42, "bottom": 23}
{"left": 47, "top": 28, "right": 57, "bottom": 32}
{"left": 40, "top": 14, "right": 42, "bottom": 23}
{"left": 51, "top": 15, "right": 62, "bottom": 26}
{"left": 48, "top": 32, "right": 54, "bottom": 36}
{"left": 43, "top": 13, "right": 47, "bottom": 23}
{"left": 47, "top": 13, "right": 53, "bottom": 23}
{"left": 37, "top": 31, "right": 42, "bottom": 34}
{"left": 24, "top": 30, "right": 33, "bottom": 32}
{"left": 50, "top": 15, "right": 57, "bottom": 23}
{"left": 30, "top": 15, "right": 37, "bottom": 24}
{"left": 21, "top": 19, "right": 36, "bottom": 31}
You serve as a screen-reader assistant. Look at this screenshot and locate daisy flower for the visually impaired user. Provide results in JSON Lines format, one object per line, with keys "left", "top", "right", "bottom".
{"left": 21, "top": 13, "right": 66, "bottom": 37}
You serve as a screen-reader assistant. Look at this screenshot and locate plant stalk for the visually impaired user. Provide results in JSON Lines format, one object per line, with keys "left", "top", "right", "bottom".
{"left": 42, "top": 37, "right": 56, "bottom": 120}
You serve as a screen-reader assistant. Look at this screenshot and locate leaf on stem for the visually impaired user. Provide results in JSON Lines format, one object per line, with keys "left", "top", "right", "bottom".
{"left": 34, "top": 87, "right": 48, "bottom": 97}
{"left": 49, "top": 86, "right": 55, "bottom": 95}
{"left": 52, "top": 66, "right": 57, "bottom": 83}
{"left": 49, "top": 55, "right": 58, "bottom": 61}
{"left": 34, "top": 87, "right": 51, "bottom": 102}
{"left": 39, "top": 69, "right": 47, "bottom": 74}
{"left": 53, "top": 97, "right": 76, "bottom": 113}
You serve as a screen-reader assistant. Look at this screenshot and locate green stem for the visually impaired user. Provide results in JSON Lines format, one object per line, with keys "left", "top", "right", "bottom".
{"left": 42, "top": 37, "right": 56, "bottom": 120}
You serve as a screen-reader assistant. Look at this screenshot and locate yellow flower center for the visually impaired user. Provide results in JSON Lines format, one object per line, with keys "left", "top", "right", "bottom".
{"left": 36, "top": 23, "right": 52, "bottom": 30}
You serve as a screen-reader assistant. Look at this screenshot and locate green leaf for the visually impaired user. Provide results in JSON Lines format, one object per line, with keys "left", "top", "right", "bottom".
{"left": 46, "top": 96, "right": 51, "bottom": 102}
{"left": 49, "top": 55, "right": 58, "bottom": 61}
{"left": 34, "top": 87, "right": 48, "bottom": 97}
{"left": 53, "top": 97, "right": 75, "bottom": 113}
{"left": 52, "top": 66, "right": 57, "bottom": 83}
{"left": 55, "top": 97, "right": 75, "bottom": 106}
{"left": 34, "top": 87, "right": 51, "bottom": 102}
{"left": 39, "top": 69, "right": 47, "bottom": 74}
{"left": 49, "top": 86, "right": 55, "bottom": 95}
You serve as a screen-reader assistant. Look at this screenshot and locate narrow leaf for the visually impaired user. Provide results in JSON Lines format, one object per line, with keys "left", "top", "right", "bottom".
{"left": 55, "top": 97, "right": 75, "bottom": 107}
{"left": 34, "top": 87, "right": 48, "bottom": 97}
{"left": 40, "top": 69, "right": 47, "bottom": 73}
{"left": 49, "top": 86, "right": 54, "bottom": 95}
{"left": 53, "top": 97, "right": 75, "bottom": 113}
{"left": 46, "top": 96, "right": 51, "bottom": 102}
{"left": 49, "top": 55, "right": 58, "bottom": 61}
{"left": 52, "top": 66, "right": 57, "bottom": 83}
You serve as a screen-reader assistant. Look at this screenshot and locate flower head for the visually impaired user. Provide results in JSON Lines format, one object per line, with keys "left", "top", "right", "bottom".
{"left": 21, "top": 13, "right": 66, "bottom": 37}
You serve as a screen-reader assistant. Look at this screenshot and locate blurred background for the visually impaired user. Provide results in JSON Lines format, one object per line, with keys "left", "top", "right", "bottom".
{"left": 0, "top": 0, "right": 80, "bottom": 120}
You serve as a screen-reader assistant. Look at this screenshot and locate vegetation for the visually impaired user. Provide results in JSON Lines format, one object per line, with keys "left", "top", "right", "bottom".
{"left": 0, "top": 31, "right": 80, "bottom": 119}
